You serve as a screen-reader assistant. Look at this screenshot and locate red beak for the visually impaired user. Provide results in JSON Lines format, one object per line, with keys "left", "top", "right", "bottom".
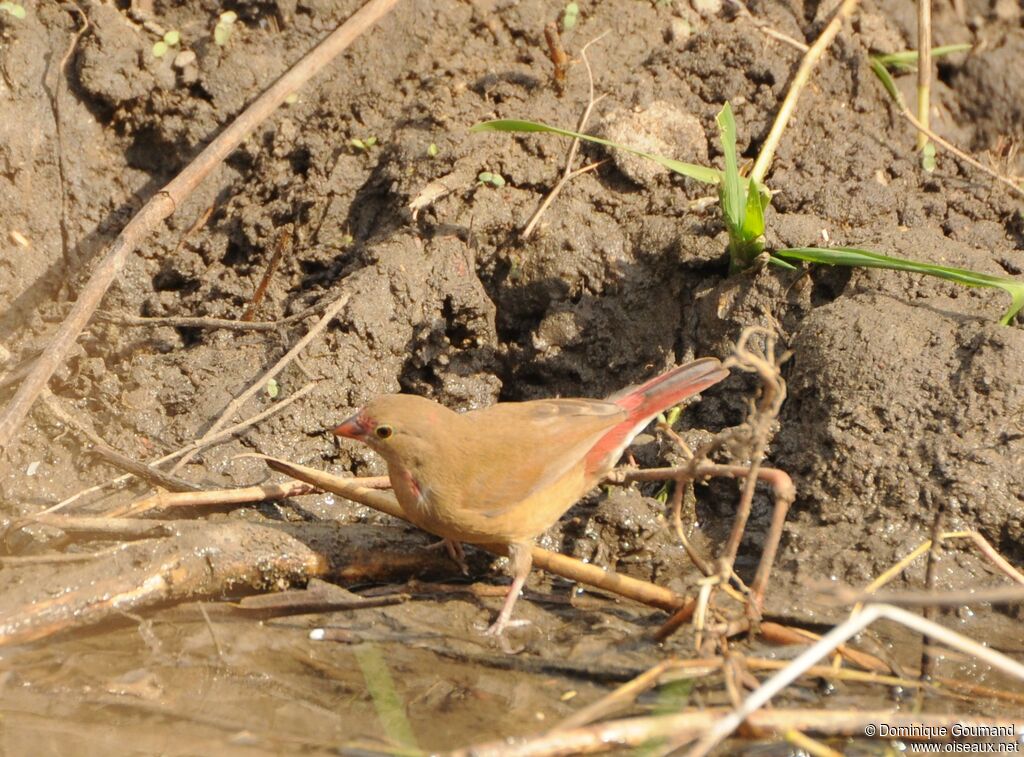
{"left": 332, "top": 413, "right": 366, "bottom": 439}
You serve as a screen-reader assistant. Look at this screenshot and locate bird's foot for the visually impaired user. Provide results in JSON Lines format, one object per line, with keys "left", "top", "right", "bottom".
{"left": 482, "top": 617, "right": 531, "bottom": 637}
{"left": 425, "top": 538, "right": 469, "bottom": 575}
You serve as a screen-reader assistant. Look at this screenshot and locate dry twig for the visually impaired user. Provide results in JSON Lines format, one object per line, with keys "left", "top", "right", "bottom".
{"left": 751, "top": 0, "right": 860, "bottom": 184}
{"left": 0, "top": 0, "right": 400, "bottom": 454}
{"left": 521, "top": 32, "right": 609, "bottom": 240}
{"left": 41, "top": 381, "right": 318, "bottom": 514}
{"left": 168, "top": 292, "right": 350, "bottom": 473}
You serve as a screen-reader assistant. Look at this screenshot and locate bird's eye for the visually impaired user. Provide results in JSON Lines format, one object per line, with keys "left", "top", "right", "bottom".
{"left": 375, "top": 424, "right": 393, "bottom": 440}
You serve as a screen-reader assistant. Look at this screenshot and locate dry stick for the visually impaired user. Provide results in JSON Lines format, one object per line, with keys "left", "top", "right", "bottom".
{"left": 40, "top": 391, "right": 204, "bottom": 493}
{"left": 41, "top": 380, "right": 318, "bottom": 514}
{"left": 831, "top": 584, "right": 1024, "bottom": 607}
{"left": 918, "top": 500, "right": 945, "bottom": 697}
{"left": 108, "top": 480, "right": 322, "bottom": 518}
{"left": 784, "top": 730, "right": 842, "bottom": 757}
{"left": 171, "top": 202, "right": 215, "bottom": 257}
{"left": 830, "top": 527, "right": 1024, "bottom": 674}
{"left": 453, "top": 710, "right": 1016, "bottom": 757}
{"left": 111, "top": 475, "right": 391, "bottom": 518}
{"left": 898, "top": 106, "right": 1024, "bottom": 200}
{"left": 720, "top": 327, "right": 790, "bottom": 614}
{"left": 727, "top": 0, "right": 809, "bottom": 53}
{"left": 548, "top": 659, "right": 716, "bottom": 729}
{"left": 0, "top": 0, "right": 401, "bottom": 456}
{"left": 614, "top": 462, "right": 794, "bottom": 642}
{"left": 916, "top": 0, "right": 932, "bottom": 151}
{"left": 521, "top": 32, "right": 609, "bottom": 240}
{"left": 679, "top": 604, "right": 1024, "bottom": 757}
{"left": 95, "top": 290, "right": 343, "bottom": 332}
{"left": 242, "top": 225, "right": 292, "bottom": 321}
{"left": 750, "top": 0, "right": 860, "bottom": 185}
{"left": 169, "top": 291, "right": 350, "bottom": 474}
{"left": 45, "top": 1, "right": 89, "bottom": 278}
{"left": 263, "top": 456, "right": 689, "bottom": 612}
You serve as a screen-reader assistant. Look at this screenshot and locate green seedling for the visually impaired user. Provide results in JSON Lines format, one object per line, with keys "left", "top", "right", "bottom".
{"left": 477, "top": 171, "right": 506, "bottom": 187}
{"left": 266, "top": 378, "right": 279, "bottom": 399}
{"left": 868, "top": 44, "right": 970, "bottom": 109}
{"left": 471, "top": 103, "right": 1023, "bottom": 324}
{"left": 152, "top": 29, "right": 181, "bottom": 58}
{"left": 0, "top": 2, "right": 26, "bottom": 19}
{"left": 870, "top": 44, "right": 971, "bottom": 173}
{"left": 871, "top": 43, "right": 971, "bottom": 73}
{"left": 716, "top": 103, "right": 771, "bottom": 272}
{"left": 214, "top": 10, "right": 238, "bottom": 46}
{"left": 427, "top": 142, "right": 439, "bottom": 158}
{"left": 562, "top": 1, "right": 579, "bottom": 31}
{"left": 350, "top": 136, "right": 378, "bottom": 151}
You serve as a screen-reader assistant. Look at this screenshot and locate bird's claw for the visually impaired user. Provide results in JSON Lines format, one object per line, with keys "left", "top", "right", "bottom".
{"left": 425, "top": 538, "right": 470, "bottom": 575}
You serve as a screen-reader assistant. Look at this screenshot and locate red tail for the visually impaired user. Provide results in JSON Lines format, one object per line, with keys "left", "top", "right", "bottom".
{"left": 586, "top": 358, "right": 728, "bottom": 474}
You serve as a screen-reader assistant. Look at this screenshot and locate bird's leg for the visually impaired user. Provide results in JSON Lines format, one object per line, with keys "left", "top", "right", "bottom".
{"left": 485, "top": 542, "right": 533, "bottom": 636}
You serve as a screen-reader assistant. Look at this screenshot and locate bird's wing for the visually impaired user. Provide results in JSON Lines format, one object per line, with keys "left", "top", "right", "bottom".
{"left": 456, "top": 399, "right": 626, "bottom": 518}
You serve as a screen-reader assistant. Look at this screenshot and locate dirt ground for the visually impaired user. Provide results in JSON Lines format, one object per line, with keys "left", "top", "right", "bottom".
{"left": 0, "top": 0, "right": 1022, "bottom": 753}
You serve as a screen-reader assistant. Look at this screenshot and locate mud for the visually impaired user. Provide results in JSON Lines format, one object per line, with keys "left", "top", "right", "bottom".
{"left": 0, "top": 0, "right": 1022, "bottom": 752}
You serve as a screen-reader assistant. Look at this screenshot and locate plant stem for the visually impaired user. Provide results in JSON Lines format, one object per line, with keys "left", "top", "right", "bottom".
{"left": 750, "top": 0, "right": 860, "bottom": 185}
{"left": 916, "top": 0, "right": 932, "bottom": 150}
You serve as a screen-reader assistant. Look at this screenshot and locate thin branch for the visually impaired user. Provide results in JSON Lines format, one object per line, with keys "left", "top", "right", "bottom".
{"left": 452, "top": 709, "right": 1017, "bottom": 757}
{"left": 679, "top": 603, "right": 1024, "bottom": 756}
{"left": 521, "top": 32, "right": 609, "bottom": 240}
{"left": 40, "top": 391, "right": 204, "bottom": 493}
{"left": 168, "top": 292, "right": 350, "bottom": 473}
{"left": 0, "top": 0, "right": 401, "bottom": 454}
{"left": 898, "top": 105, "right": 1024, "bottom": 200}
{"left": 750, "top": 0, "right": 860, "bottom": 184}
{"left": 41, "top": 381, "right": 318, "bottom": 514}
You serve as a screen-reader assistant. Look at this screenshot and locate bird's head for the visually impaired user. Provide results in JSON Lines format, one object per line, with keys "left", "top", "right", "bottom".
{"left": 333, "top": 394, "right": 451, "bottom": 464}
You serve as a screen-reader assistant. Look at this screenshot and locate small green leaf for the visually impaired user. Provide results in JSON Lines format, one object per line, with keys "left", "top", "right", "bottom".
{"left": 741, "top": 177, "right": 767, "bottom": 239}
{"left": 0, "top": 2, "right": 26, "bottom": 19}
{"left": 266, "top": 379, "right": 279, "bottom": 399}
{"left": 152, "top": 40, "right": 169, "bottom": 58}
{"left": 219, "top": 10, "right": 238, "bottom": 24}
{"left": 427, "top": 142, "right": 439, "bottom": 157}
{"left": 477, "top": 171, "right": 505, "bottom": 187}
{"left": 214, "top": 24, "right": 232, "bottom": 45}
{"left": 351, "top": 138, "right": 366, "bottom": 150}
{"left": 470, "top": 119, "right": 722, "bottom": 186}
{"left": 364, "top": 136, "right": 377, "bottom": 147}
{"left": 562, "top": 1, "right": 579, "bottom": 30}
{"left": 163, "top": 29, "right": 181, "bottom": 46}
{"left": 921, "top": 141, "right": 936, "bottom": 172}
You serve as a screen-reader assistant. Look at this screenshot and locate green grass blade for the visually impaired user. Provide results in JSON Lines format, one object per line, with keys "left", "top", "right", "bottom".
{"left": 470, "top": 119, "right": 721, "bottom": 185}
{"left": 767, "top": 255, "right": 799, "bottom": 271}
{"left": 715, "top": 103, "right": 745, "bottom": 234}
{"left": 869, "top": 57, "right": 905, "bottom": 107}
{"left": 741, "top": 177, "right": 766, "bottom": 239}
{"left": 777, "top": 246, "right": 1024, "bottom": 324}
{"left": 873, "top": 43, "right": 972, "bottom": 72}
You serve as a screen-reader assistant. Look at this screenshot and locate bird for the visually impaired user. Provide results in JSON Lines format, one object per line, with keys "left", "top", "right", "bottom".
{"left": 332, "top": 357, "right": 728, "bottom": 635}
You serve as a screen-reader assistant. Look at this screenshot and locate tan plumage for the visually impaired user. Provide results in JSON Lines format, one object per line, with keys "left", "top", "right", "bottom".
{"left": 334, "top": 358, "right": 728, "bottom": 634}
